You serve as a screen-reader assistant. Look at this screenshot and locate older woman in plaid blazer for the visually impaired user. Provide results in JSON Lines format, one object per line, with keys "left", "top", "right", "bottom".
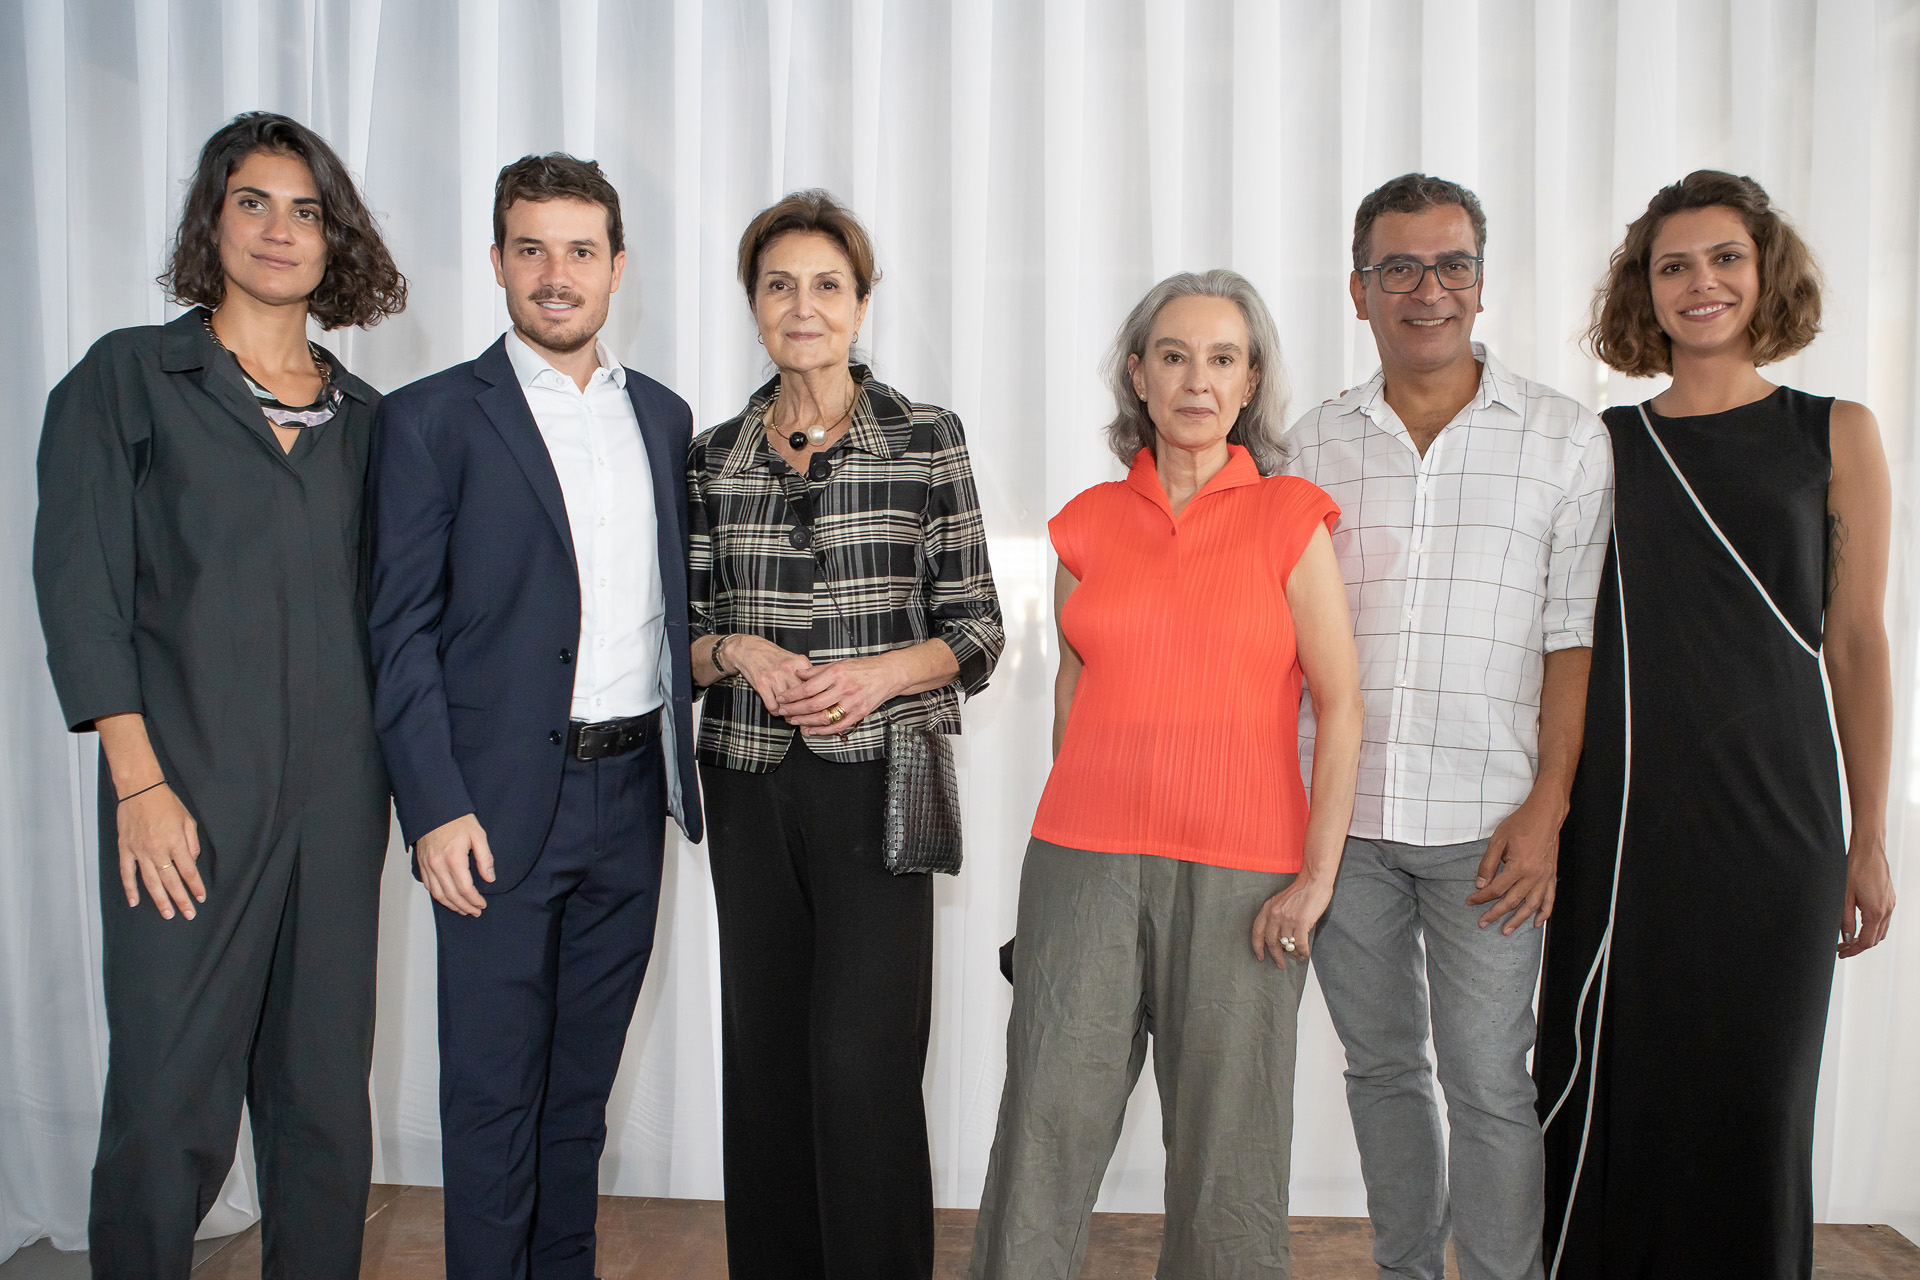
{"left": 686, "top": 189, "right": 1003, "bottom": 1280}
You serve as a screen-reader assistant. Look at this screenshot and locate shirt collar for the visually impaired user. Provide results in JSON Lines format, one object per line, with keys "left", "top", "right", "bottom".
{"left": 1124, "top": 443, "right": 1262, "bottom": 519}
{"left": 1344, "top": 341, "right": 1521, "bottom": 434}
{"left": 159, "top": 307, "right": 374, "bottom": 403}
{"left": 719, "top": 365, "right": 903, "bottom": 477}
{"left": 503, "top": 327, "right": 627, "bottom": 391}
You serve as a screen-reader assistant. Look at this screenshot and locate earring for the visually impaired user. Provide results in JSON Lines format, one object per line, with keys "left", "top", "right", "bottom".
{"left": 756, "top": 333, "right": 765, "bottom": 345}
{"left": 853, "top": 331, "right": 861, "bottom": 346}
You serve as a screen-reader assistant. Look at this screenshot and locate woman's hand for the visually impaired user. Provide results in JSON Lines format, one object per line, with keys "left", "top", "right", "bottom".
{"left": 1252, "top": 874, "right": 1336, "bottom": 970}
{"left": 117, "top": 784, "right": 205, "bottom": 921}
{"left": 778, "top": 654, "right": 906, "bottom": 737}
{"left": 1839, "top": 834, "right": 1896, "bottom": 958}
{"left": 726, "top": 636, "right": 816, "bottom": 716}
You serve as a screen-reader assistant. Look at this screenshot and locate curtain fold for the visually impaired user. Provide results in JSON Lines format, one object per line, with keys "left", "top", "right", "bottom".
{"left": 4, "top": 0, "right": 1918, "bottom": 1260}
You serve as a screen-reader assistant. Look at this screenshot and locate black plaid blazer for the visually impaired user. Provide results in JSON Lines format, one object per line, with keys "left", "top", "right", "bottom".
{"left": 687, "top": 368, "right": 1004, "bottom": 771}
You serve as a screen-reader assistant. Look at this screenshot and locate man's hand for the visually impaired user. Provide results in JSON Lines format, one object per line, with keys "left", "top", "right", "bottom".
{"left": 417, "top": 813, "right": 494, "bottom": 917}
{"left": 1466, "top": 793, "right": 1565, "bottom": 933}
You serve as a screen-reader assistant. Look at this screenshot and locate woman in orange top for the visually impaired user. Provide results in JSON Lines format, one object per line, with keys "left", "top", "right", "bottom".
{"left": 970, "top": 271, "right": 1364, "bottom": 1280}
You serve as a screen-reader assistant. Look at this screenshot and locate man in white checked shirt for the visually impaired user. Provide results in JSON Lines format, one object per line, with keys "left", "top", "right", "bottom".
{"left": 1285, "top": 174, "right": 1613, "bottom": 1280}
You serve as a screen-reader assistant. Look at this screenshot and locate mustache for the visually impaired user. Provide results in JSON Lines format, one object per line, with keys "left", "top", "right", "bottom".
{"left": 527, "top": 287, "right": 586, "bottom": 306}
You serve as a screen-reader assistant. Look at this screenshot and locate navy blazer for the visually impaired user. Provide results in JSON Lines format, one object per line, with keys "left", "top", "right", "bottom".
{"left": 368, "top": 337, "right": 703, "bottom": 892}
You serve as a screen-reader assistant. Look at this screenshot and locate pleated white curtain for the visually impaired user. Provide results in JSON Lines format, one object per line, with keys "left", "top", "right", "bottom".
{"left": 5, "top": 0, "right": 1920, "bottom": 1262}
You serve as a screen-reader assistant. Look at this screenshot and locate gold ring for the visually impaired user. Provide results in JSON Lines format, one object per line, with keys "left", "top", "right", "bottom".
{"left": 157, "top": 861, "right": 174, "bottom": 871}
{"left": 826, "top": 704, "right": 846, "bottom": 724}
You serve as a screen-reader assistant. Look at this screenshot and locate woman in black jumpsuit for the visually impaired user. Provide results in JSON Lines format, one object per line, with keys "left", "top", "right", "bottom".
{"left": 32, "top": 113, "right": 405, "bottom": 1279}
{"left": 1536, "top": 172, "right": 1896, "bottom": 1280}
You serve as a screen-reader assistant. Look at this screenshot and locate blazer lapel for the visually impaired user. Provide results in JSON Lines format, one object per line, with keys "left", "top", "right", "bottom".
{"left": 626, "top": 375, "right": 687, "bottom": 603}
{"left": 161, "top": 310, "right": 300, "bottom": 469}
{"left": 473, "top": 339, "right": 577, "bottom": 566}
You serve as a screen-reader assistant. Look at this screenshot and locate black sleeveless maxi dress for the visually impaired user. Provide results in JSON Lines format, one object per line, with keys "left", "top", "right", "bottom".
{"left": 1534, "top": 388, "right": 1847, "bottom": 1280}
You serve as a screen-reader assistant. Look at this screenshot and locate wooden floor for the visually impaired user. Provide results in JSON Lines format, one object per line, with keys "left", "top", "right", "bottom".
{"left": 188, "top": 1185, "right": 1920, "bottom": 1279}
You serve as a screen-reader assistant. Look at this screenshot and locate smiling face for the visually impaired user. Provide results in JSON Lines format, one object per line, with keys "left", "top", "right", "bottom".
{"left": 752, "top": 231, "right": 870, "bottom": 375}
{"left": 1647, "top": 204, "right": 1761, "bottom": 363}
{"left": 216, "top": 149, "right": 328, "bottom": 309}
{"left": 1350, "top": 204, "right": 1485, "bottom": 377}
{"left": 491, "top": 195, "right": 625, "bottom": 357}
{"left": 1127, "top": 294, "right": 1258, "bottom": 456}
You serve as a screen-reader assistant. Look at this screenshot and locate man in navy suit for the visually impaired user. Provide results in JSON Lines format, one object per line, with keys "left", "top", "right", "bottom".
{"left": 368, "top": 153, "right": 702, "bottom": 1280}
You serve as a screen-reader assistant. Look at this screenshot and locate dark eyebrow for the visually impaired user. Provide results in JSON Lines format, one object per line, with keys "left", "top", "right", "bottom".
{"left": 1655, "top": 240, "right": 1747, "bottom": 263}
{"left": 230, "top": 185, "right": 320, "bottom": 206}
{"left": 1378, "top": 250, "right": 1475, "bottom": 263}
{"left": 510, "top": 235, "right": 601, "bottom": 250}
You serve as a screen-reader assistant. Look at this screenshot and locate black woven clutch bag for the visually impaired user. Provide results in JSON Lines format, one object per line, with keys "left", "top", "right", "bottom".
{"left": 883, "top": 720, "right": 963, "bottom": 876}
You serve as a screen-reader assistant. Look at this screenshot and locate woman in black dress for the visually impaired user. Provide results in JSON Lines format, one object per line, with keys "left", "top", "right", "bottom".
{"left": 33, "top": 113, "right": 404, "bottom": 1278}
{"left": 1535, "top": 170, "right": 1896, "bottom": 1279}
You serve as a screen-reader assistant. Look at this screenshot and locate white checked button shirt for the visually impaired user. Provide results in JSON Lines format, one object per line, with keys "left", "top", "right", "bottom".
{"left": 505, "top": 329, "right": 665, "bottom": 720}
{"left": 1284, "top": 344, "right": 1613, "bottom": 845}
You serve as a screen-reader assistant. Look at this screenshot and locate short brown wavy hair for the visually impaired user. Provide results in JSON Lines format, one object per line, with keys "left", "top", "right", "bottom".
{"left": 1588, "top": 170, "right": 1821, "bottom": 376}
{"left": 160, "top": 112, "right": 406, "bottom": 330}
{"left": 492, "top": 153, "right": 625, "bottom": 255}
{"left": 736, "top": 189, "right": 880, "bottom": 303}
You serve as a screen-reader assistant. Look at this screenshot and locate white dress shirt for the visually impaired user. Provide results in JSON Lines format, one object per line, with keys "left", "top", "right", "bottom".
{"left": 505, "top": 329, "right": 665, "bottom": 721}
{"left": 1284, "top": 344, "right": 1614, "bottom": 846}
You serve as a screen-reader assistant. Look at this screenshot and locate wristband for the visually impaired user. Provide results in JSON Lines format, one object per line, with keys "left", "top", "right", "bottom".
{"left": 117, "top": 779, "right": 166, "bottom": 805}
{"left": 711, "top": 633, "right": 734, "bottom": 676}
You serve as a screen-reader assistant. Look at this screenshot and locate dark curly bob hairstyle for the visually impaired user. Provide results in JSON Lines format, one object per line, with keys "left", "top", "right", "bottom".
{"left": 1588, "top": 170, "right": 1821, "bottom": 376}
{"left": 159, "top": 112, "right": 406, "bottom": 330}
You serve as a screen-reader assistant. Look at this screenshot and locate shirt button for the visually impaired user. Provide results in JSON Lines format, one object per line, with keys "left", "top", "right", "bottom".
{"left": 559, "top": 648, "right": 573, "bottom": 664}
{"left": 549, "top": 730, "right": 564, "bottom": 745}
{"left": 789, "top": 526, "right": 812, "bottom": 550}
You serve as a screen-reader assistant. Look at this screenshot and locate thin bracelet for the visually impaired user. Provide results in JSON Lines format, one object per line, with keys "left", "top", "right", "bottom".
{"left": 710, "top": 633, "right": 734, "bottom": 676}
{"left": 117, "top": 779, "right": 166, "bottom": 805}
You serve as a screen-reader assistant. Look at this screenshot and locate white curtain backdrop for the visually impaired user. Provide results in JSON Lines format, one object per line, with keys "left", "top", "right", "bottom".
{"left": 5, "top": 0, "right": 1920, "bottom": 1262}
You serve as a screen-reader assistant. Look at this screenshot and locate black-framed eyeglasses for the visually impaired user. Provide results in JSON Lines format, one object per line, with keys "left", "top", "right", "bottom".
{"left": 1360, "top": 255, "right": 1483, "bottom": 293}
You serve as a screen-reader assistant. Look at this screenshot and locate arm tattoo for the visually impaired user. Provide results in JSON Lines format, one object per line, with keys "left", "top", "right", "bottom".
{"left": 1825, "top": 508, "right": 1847, "bottom": 611}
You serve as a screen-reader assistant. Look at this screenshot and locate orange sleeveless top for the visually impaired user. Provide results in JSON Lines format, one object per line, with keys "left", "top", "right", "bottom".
{"left": 1031, "top": 446, "right": 1339, "bottom": 872}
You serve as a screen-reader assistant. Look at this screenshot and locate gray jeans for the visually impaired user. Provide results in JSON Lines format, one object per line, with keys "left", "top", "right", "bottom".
{"left": 1312, "top": 837, "right": 1546, "bottom": 1280}
{"left": 971, "top": 839, "right": 1308, "bottom": 1280}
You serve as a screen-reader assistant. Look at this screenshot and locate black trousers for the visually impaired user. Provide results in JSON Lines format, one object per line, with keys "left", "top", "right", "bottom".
{"left": 88, "top": 812, "right": 384, "bottom": 1279}
{"left": 434, "top": 741, "right": 666, "bottom": 1280}
{"left": 701, "top": 746, "right": 936, "bottom": 1280}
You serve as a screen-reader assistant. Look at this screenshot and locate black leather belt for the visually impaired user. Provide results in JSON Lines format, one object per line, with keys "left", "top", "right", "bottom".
{"left": 566, "top": 711, "right": 661, "bottom": 761}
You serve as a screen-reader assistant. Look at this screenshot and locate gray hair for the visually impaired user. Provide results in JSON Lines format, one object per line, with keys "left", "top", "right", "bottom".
{"left": 1351, "top": 172, "right": 1487, "bottom": 270}
{"left": 1103, "top": 270, "right": 1292, "bottom": 475}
